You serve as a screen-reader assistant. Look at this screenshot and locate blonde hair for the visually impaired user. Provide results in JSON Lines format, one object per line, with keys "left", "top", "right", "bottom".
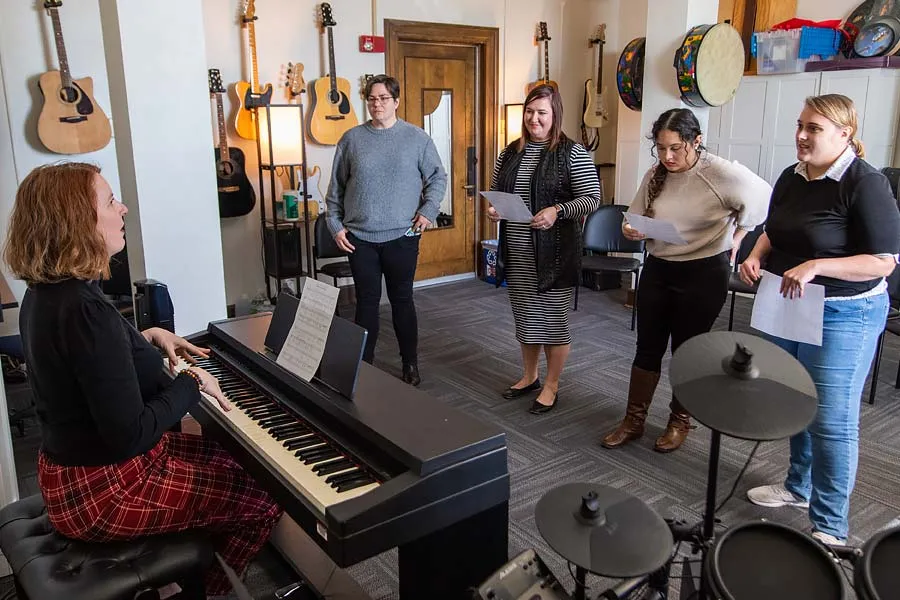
{"left": 804, "top": 94, "right": 865, "bottom": 158}
{"left": 4, "top": 162, "right": 110, "bottom": 285}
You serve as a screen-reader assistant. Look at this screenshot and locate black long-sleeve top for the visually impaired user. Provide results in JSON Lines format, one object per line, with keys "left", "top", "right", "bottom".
{"left": 20, "top": 279, "right": 200, "bottom": 466}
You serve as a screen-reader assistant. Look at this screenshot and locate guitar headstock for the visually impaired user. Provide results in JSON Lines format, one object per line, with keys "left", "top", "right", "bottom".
{"left": 321, "top": 3, "right": 336, "bottom": 28}
{"left": 537, "top": 22, "right": 550, "bottom": 42}
{"left": 590, "top": 24, "right": 606, "bottom": 46}
{"left": 208, "top": 69, "right": 225, "bottom": 95}
{"left": 43, "top": 0, "right": 62, "bottom": 9}
{"left": 286, "top": 62, "right": 306, "bottom": 97}
{"left": 243, "top": 0, "right": 256, "bottom": 20}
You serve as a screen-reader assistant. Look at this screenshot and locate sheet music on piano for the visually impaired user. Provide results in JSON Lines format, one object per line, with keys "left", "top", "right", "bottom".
{"left": 276, "top": 278, "right": 339, "bottom": 382}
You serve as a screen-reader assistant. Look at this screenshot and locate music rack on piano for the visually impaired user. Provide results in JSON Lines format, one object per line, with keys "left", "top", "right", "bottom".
{"left": 174, "top": 313, "right": 510, "bottom": 599}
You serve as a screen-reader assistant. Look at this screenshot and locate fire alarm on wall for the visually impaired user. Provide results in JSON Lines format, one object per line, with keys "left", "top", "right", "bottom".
{"left": 359, "top": 35, "right": 385, "bottom": 53}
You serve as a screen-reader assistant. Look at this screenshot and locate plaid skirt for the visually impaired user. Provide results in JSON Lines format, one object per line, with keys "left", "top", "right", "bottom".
{"left": 38, "top": 431, "right": 283, "bottom": 595}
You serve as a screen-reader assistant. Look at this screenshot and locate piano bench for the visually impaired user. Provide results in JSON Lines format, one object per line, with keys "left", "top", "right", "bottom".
{"left": 0, "top": 494, "right": 214, "bottom": 600}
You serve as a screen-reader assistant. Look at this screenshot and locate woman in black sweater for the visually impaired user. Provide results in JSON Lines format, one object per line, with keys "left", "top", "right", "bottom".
{"left": 4, "top": 163, "right": 282, "bottom": 597}
{"left": 740, "top": 95, "right": 900, "bottom": 545}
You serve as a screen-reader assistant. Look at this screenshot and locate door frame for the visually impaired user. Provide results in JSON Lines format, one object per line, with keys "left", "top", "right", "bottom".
{"left": 385, "top": 20, "right": 499, "bottom": 274}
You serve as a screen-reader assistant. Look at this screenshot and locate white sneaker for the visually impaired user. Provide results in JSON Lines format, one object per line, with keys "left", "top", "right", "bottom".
{"left": 812, "top": 531, "right": 846, "bottom": 546}
{"left": 747, "top": 484, "right": 809, "bottom": 508}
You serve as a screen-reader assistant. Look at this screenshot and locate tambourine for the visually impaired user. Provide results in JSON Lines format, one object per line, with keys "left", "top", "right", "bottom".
{"left": 674, "top": 23, "right": 744, "bottom": 108}
{"left": 616, "top": 37, "right": 645, "bottom": 111}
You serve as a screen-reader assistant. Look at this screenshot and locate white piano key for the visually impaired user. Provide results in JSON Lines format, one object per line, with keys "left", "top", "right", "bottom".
{"left": 170, "top": 359, "right": 379, "bottom": 515}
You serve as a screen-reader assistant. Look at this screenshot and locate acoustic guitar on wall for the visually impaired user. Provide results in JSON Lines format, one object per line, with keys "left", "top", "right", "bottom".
{"left": 37, "top": 0, "right": 112, "bottom": 155}
{"left": 583, "top": 24, "right": 610, "bottom": 129}
{"left": 233, "top": 0, "right": 272, "bottom": 140}
{"left": 209, "top": 69, "right": 256, "bottom": 218}
{"left": 526, "top": 22, "right": 559, "bottom": 95}
{"left": 308, "top": 3, "right": 359, "bottom": 145}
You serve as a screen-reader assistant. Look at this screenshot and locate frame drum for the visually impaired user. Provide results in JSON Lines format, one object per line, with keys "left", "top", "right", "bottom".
{"left": 855, "top": 525, "right": 900, "bottom": 600}
{"left": 674, "top": 23, "right": 744, "bottom": 108}
{"left": 616, "top": 37, "right": 645, "bottom": 111}
{"left": 705, "top": 521, "right": 845, "bottom": 600}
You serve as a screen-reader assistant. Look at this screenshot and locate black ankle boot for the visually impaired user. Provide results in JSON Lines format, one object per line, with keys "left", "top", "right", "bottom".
{"left": 402, "top": 363, "right": 421, "bottom": 386}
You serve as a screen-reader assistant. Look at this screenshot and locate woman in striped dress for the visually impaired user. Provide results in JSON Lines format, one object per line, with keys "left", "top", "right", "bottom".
{"left": 488, "top": 85, "right": 602, "bottom": 414}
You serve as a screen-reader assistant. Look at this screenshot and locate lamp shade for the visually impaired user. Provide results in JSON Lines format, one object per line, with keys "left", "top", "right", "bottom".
{"left": 259, "top": 105, "right": 303, "bottom": 166}
{"left": 504, "top": 103, "right": 524, "bottom": 146}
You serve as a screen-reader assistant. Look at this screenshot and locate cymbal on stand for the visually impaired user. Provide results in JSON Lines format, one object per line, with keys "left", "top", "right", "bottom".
{"left": 670, "top": 332, "right": 817, "bottom": 441}
{"left": 535, "top": 483, "right": 674, "bottom": 578}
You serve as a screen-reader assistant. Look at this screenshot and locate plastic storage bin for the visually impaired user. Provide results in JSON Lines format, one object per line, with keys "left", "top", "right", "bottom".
{"left": 753, "top": 28, "right": 839, "bottom": 74}
{"left": 481, "top": 239, "right": 506, "bottom": 286}
{"left": 755, "top": 29, "right": 807, "bottom": 74}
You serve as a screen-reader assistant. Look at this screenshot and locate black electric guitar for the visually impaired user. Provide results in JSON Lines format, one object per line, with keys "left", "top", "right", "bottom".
{"left": 209, "top": 69, "right": 255, "bottom": 218}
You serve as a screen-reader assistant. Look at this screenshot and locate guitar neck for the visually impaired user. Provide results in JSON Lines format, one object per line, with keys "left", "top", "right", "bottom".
{"left": 247, "top": 19, "right": 260, "bottom": 93}
{"left": 543, "top": 40, "right": 550, "bottom": 83}
{"left": 327, "top": 26, "right": 338, "bottom": 94}
{"left": 47, "top": 7, "right": 72, "bottom": 88}
{"left": 215, "top": 93, "right": 230, "bottom": 161}
{"left": 596, "top": 41, "right": 604, "bottom": 95}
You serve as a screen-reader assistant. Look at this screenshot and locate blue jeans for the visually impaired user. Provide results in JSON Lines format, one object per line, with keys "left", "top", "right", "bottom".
{"left": 766, "top": 292, "right": 888, "bottom": 539}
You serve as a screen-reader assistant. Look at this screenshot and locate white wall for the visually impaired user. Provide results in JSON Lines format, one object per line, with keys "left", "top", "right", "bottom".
{"left": 796, "top": 0, "right": 857, "bottom": 21}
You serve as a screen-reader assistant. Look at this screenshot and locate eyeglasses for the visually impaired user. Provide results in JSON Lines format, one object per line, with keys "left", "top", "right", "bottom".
{"left": 367, "top": 95, "right": 395, "bottom": 104}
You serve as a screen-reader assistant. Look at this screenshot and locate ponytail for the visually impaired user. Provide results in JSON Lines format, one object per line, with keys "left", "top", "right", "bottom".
{"left": 850, "top": 138, "right": 866, "bottom": 159}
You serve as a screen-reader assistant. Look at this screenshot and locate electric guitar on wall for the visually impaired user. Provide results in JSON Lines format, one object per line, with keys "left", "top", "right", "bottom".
{"left": 37, "top": 0, "right": 112, "bottom": 155}
{"left": 308, "top": 3, "right": 359, "bottom": 145}
{"left": 526, "top": 22, "right": 559, "bottom": 95}
{"left": 209, "top": 69, "right": 256, "bottom": 218}
{"left": 583, "top": 24, "right": 610, "bottom": 129}
{"left": 233, "top": 0, "right": 272, "bottom": 140}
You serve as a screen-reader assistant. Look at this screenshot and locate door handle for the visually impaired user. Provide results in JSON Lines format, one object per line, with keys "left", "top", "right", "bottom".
{"left": 463, "top": 185, "right": 474, "bottom": 190}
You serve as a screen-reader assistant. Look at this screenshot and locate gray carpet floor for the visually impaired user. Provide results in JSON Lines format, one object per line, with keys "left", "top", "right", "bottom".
{"left": 5, "top": 278, "right": 900, "bottom": 599}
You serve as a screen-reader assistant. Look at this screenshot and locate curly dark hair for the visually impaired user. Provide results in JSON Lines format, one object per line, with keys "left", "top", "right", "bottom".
{"left": 645, "top": 108, "right": 705, "bottom": 217}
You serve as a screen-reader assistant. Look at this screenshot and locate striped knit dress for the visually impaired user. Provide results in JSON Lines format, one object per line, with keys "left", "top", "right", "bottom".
{"left": 491, "top": 141, "right": 602, "bottom": 345}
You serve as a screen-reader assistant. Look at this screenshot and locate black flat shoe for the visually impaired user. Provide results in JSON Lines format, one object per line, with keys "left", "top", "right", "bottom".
{"left": 501, "top": 379, "right": 541, "bottom": 399}
{"left": 402, "top": 363, "right": 421, "bottom": 387}
{"left": 529, "top": 394, "right": 558, "bottom": 415}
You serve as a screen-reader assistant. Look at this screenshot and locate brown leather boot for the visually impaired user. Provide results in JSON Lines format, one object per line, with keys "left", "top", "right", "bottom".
{"left": 601, "top": 367, "right": 661, "bottom": 449}
{"left": 654, "top": 398, "right": 693, "bottom": 453}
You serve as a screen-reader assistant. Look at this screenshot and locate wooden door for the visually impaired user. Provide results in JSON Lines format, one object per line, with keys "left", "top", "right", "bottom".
{"left": 393, "top": 45, "right": 476, "bottom": 280}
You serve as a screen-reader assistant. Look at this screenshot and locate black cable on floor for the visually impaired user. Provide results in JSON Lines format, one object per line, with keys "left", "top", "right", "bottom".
{"left": 715, "top": 441, "right": 761, "bottom": 513}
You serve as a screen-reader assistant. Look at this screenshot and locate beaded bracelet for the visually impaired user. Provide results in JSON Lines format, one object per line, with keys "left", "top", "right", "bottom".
{"left": 182, "top": 369, "right": 204, "bottom": 392}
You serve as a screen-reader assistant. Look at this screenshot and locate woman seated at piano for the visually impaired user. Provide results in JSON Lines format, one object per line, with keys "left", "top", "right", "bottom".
{"left": 3, "top": 162, "right": 283, "bottom": 597}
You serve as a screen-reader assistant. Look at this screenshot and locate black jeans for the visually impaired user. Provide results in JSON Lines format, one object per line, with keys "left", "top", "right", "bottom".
{"left": 634, "top": 252, "right": 730, "bottom": 373}
{"left": 346, "top": 233, "right": 420, "bottom": 364}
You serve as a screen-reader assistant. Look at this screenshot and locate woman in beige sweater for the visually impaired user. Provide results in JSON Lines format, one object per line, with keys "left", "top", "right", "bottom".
{"left": 601, "top": 108, "right": 771, "bottom": 452}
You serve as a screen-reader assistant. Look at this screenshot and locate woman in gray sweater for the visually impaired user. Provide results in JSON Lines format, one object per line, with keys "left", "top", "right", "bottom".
{"left": 325, "top": 75, "right": 447, "bottom": 386}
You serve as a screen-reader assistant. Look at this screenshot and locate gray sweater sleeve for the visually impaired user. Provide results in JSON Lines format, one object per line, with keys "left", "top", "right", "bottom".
{"left": 416, "top": 138, "right": 448, "bottom": 223}
{"left": 325, "top": 142, "right": 348, "bottom": 236}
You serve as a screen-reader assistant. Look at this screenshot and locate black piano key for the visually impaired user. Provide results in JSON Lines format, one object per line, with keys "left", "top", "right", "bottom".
{"left": 312, "top": 458, "right": 355, "bottom": 475}
{"left": 279, "top": 432, "right": 314, "bottom": 444}
{"left": 234, "top": 397, "right": 269, "bottom": 407}
{"left": 336, "top": 477, "right": 377, "bottom": 493}
{"left": 259, "top": 415, "right": 296, "bottom": 429}
{"left": 302, "top": 448, "right": 341, "bottom": 464}
{"left": 295, "top": 446, "right": 336, "bottom": 461}
{"left": 325, "top": 469, "right": 363, "bottom": 486}
{"left": 245, "top": 407, "right": 282, "bottom": 419}
{"left": 285, "top": 437, "right": 322, "bottom": 451}
{"left": 272, "top": 428, "right": 310, "bottom": 441}
{"left": 269, "top": 423, "right": 308, "bottom": 436}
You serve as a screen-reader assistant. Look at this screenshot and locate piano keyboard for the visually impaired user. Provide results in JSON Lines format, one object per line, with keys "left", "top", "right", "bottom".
{"left": 171, "top": 356, "right": 380, "bottom": 515}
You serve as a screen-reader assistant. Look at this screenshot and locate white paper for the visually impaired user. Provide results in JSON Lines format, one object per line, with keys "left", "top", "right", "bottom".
{"left": 750, "top": 270, "right": 825, "bottom": 346}
{"left": 276, "top": 277, "right": 340, "bottom": 381}
{"left": 624, "top": 212, "right": 688, "bottom": 245}
{"left": 480, "top": 191, "right": 534, "bottom": 222}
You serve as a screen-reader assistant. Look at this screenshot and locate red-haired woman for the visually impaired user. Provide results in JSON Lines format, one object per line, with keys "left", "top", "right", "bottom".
{"left": 4, "top": 163, "right": 282, "bottom": 597}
